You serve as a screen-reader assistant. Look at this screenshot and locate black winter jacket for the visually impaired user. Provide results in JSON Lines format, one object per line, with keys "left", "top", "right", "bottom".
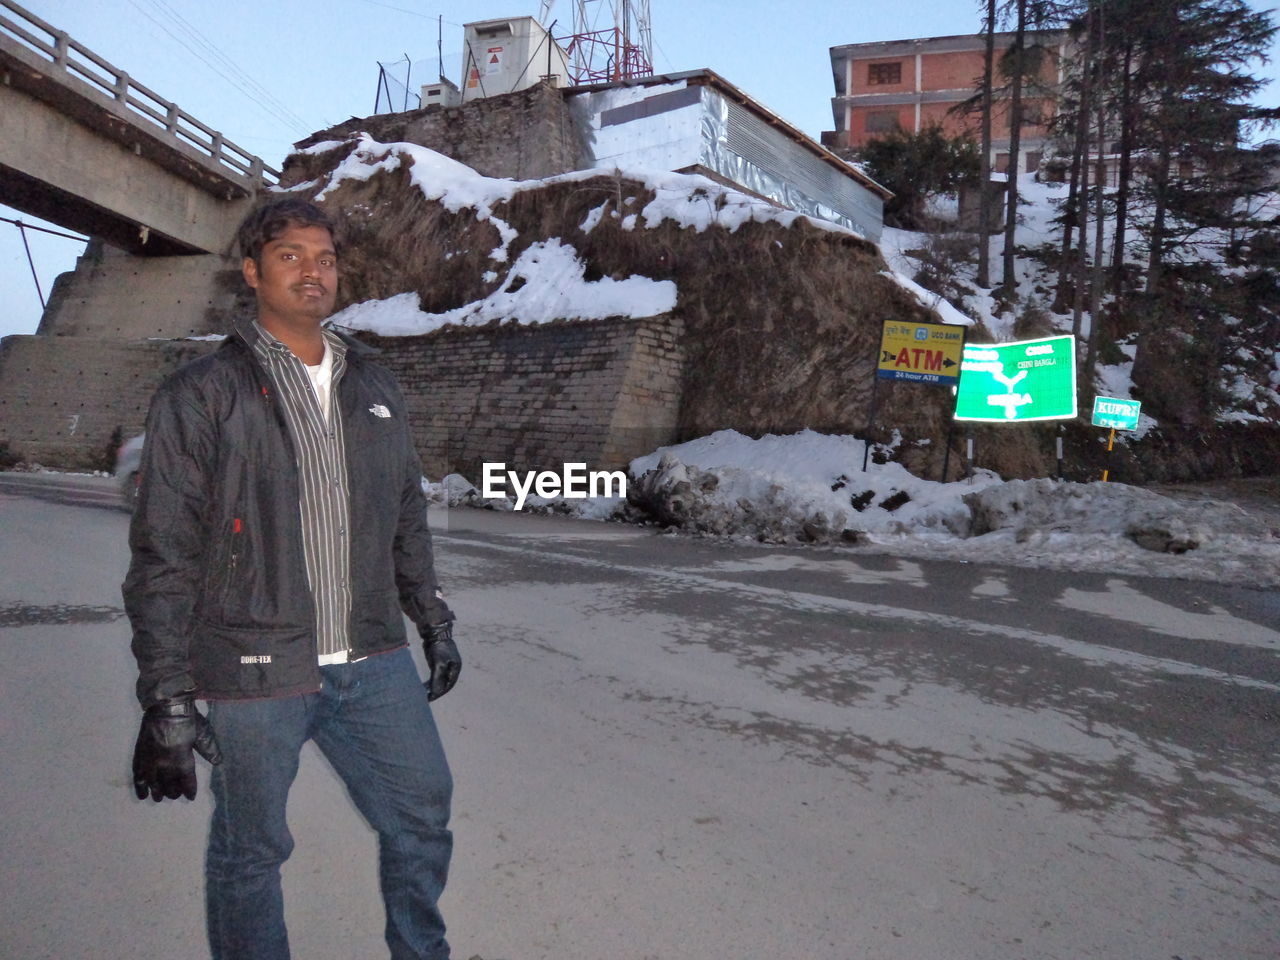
{"left": 122, "top": 320, "right": 453, "bottom": 708}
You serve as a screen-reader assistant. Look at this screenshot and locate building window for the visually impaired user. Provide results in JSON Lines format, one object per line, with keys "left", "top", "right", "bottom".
{"left": 867, "top": 62, "right": 902, "bottom": 86}
{"left": 865, "top": 110, "right": 900, "bottom": 134}
{"left": 995, "top": 152, "right": 1011, "bottom": 174}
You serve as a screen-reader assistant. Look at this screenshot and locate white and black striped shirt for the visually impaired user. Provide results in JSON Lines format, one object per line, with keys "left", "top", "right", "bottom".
{"left": 251, "top": 322, "right": 353, "bottom": 664}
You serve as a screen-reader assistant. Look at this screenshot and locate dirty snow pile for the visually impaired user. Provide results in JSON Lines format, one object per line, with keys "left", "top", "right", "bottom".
{"left": 432, "top": 429, "right": 1280, "bottom": 587}
{"left": 300, "top": 134, "right": 870, "bottom": 336}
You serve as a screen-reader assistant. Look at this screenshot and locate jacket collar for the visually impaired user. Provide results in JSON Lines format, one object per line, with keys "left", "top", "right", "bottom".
{"left": 228, "top": 314, "right": 379, "bottom": 359}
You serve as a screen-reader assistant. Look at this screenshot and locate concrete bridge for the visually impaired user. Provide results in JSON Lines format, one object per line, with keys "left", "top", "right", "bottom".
{"left": 0, "top": 0, "right": 286, "bottom": 468}
{"left": 0, "top": 0, "right": 277, "bottom": 256}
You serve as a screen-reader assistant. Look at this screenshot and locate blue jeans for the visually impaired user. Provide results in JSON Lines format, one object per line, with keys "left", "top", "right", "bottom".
{"left": 205, "top": 647, "right": 452, "bottom": 960}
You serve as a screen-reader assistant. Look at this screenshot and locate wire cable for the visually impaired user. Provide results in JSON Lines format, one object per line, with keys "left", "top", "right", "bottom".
{"left": 0, "top": 217, "right": 88, "bottom": 243}
{"left": 123, "top": 0, "right": 309, "bottom": 133}
{"left": 349, "top": 0, "right": 466, "bottom": 26}
{"left": 3, "top": 217, "right": 87, "bottom": 310}
{"left": 143, "top": 0, "right": 310, "bottom": 130}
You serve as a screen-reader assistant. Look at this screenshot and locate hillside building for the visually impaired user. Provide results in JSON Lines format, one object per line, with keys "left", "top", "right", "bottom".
{"left": 569, "top": 70, "right": 891, "bottom": 241}
{"left": 823, "top": 31, "right": 1068, "bottom": 176}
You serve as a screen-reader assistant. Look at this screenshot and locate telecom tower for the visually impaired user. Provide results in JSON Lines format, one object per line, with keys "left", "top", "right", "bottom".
{"left": 543, "top": 0, "right": 653, "bottom": 84}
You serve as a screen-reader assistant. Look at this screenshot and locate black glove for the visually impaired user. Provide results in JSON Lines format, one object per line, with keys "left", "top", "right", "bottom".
{"left": 423, "top": 622, "right": 461, "bottom": 701}
{"left": 132, "top": 694, "right": 222, "bottom": 802}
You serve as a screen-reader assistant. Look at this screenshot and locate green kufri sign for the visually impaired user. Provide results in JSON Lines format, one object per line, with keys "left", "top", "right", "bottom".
{"left": 954, "top": 335, "right": 1077, "bottom": 422}
{"left": 1091, "top": 396, "right": 1141, "bottom": 430}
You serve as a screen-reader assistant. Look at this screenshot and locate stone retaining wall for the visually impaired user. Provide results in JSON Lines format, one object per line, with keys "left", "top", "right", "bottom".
{"left": 290, "top": 81, "right": 586, "bottom": 183}
{"left": 364, "top": 314, "right": 684, "bottom": 481}
{"left": 0, "top": 314, "right": 685, "bottom": 478}
{"left": 0, "top": 334, "right": 218, "bottom": 468}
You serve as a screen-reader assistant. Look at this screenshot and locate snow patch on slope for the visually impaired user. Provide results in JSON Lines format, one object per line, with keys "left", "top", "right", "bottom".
{"left": 330, "top": 239, "right": 676, "bottom": 334}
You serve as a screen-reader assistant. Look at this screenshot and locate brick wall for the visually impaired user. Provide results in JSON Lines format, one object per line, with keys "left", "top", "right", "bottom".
{"left": 834, "top": 35, "right": 1064, "bottom": 153}
{"left": 920, "top": 50, "right": 986, "bottom": 91}
{"left": 918, "top": 101, "right": 974, "bottom": 138}
{"left": 363, "top": 314, "right": 684, "bottom": 482}
{"left": 0, "top": 334, "right": 218, "bottom": 468}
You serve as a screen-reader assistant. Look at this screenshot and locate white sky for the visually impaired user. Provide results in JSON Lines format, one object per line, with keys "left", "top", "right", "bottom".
{"left": 2, "top": 0, "right": 1279, "bottom": 339}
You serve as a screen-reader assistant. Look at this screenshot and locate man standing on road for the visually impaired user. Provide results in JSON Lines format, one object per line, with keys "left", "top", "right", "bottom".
{"left": 123, "top": 198, "right": 461, "bottom": 960}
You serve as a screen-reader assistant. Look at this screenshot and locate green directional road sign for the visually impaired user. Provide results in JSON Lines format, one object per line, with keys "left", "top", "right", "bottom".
{"left": 954, "top": 335, "right": 1077, "bottom": 422}
{"left": 1091, "top": 396, "right": 1141, "bottom": 430}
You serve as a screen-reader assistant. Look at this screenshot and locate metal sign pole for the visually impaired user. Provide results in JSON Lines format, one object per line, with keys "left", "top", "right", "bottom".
{"left": 861, "top": 377, "right": 881, "bottom": 472}
{"left": 940, "top": 419, "right": 955, "bottom": 482}
{"left": 1101, "top": 427, "right": 1116, "bottom": 482}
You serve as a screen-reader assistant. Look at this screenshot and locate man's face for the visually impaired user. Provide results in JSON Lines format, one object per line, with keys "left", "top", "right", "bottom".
{"left": 242, "top": 223, "right": 338, "bottom": 328}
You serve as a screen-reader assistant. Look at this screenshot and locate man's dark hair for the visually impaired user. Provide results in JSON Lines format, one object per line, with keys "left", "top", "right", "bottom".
{"left": 235, "top": 198, "right": 337, "bottom": 263}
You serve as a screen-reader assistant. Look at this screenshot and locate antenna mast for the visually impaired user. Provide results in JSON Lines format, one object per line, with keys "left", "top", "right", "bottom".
{"left": 563, "top": 0, "right": 653, "bottom": 84}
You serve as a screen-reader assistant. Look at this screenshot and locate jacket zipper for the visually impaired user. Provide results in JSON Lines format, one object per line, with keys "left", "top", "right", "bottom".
{"left": 226, "top": 517, "right": 242, "bottom": 604}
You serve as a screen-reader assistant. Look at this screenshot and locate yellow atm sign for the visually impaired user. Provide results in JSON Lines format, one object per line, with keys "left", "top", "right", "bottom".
{"left": 876, "top": 320, "right": 966, "bottom": 387}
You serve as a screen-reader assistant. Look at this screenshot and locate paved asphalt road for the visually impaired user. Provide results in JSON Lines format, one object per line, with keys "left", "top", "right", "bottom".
{"left": 1, "top": 472, "right": 1277, "bottom": 960}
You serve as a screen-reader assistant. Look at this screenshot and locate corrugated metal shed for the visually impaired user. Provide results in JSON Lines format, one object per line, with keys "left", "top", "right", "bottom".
{"left": 568, "top": 69, "right": 890, "bottom": 241}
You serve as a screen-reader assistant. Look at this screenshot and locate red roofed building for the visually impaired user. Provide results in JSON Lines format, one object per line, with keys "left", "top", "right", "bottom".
{"left": 822, "top": 31, "right": 1068, "bottom": 176}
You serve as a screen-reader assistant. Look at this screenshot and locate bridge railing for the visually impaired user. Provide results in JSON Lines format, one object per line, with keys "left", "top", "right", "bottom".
{"left": 0, "top": 0, "right": 279, "bottom": 186}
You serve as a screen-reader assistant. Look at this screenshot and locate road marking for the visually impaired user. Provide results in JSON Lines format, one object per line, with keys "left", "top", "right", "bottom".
{"left": 436, "top": 532, "right": 1279, "bottom": 692}
{"left": 704, "top": 554, "right": 928, "bottom": 588}
{"left": 971, "top": 576, "right": 1011, "bottom": 600}
{"left": 1057, "top": 579, "right": 1280, "bottom": 651}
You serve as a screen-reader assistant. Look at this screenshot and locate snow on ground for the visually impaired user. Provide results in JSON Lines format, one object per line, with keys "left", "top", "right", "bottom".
{"left": 331, "top": 239, "right": 676, "bottom": 334}
{"left": 432, "top": 429, "right": 1280, "bottom": 589}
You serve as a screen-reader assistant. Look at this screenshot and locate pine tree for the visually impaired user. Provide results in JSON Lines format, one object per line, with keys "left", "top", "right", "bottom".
{"left": 992, "top": 0, "right": 1063, "bottom": 306}
{"left": 1125, "top": 0, "right": 1276, "bottom": 294}
{"left": 953, "top": 1, "right": 1068, "bottom": 301}
{"left": 856, "top": 125, "right": 980, "bottom": 230}
{"left": 1123, "top": 0, "right": 1278, "bottom": 424}
{"left": 977, "top": 0, "right": 998, "bottom": 288}
{"left": 999, "top": 0, "right": 1030, "bottom": 304}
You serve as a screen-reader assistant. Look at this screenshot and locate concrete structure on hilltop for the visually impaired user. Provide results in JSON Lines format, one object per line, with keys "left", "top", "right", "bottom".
{"left": 461, "top": 16, "right": 571, "bottom": 104}
{"left": 823, "top": 31, "right": 1068, "bottom": 176}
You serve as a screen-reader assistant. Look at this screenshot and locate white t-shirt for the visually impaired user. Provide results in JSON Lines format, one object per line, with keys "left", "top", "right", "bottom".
{"left": 304, "top": 338, "right": 333, "bottom": 426}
